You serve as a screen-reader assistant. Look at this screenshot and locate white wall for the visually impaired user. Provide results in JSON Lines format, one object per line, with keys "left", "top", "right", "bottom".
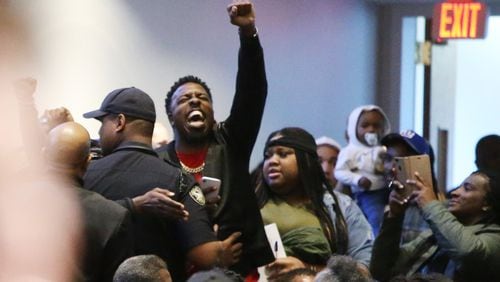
{"left": 431, "top": 17, "right": 500, "bottom": 188}
{"left": 11, "top": 0, "right": 378, "bottom": 168}
{"left": 430, "top": 39, "right": 457, "bottom": 189}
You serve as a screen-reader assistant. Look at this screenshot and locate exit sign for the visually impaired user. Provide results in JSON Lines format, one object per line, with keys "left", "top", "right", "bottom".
{"left": 432, "top": 0, "right": 488, "bottom": 41}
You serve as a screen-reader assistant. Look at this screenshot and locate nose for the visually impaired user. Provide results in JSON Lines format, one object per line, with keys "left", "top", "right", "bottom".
{"left": 366, "top": 125, "right": 377, "bottom": 132}
{"left": 450, "top": 186, "right": 462, "bottom": 197}
{"left": 265, "top": 153, "right": 280, "bottom": 166}
{"left": 189, "top": 96, "right": 201, "bottom": 106}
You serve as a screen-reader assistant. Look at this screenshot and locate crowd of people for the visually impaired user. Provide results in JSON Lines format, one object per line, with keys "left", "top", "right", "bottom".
{"left": 4, "top": 1, "right": 500, "bottom": 282}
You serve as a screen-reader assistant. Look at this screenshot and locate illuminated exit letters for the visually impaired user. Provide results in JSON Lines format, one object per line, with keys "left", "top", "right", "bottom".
{"left": 432, "top": 0, "right": 488, "bottom": 41}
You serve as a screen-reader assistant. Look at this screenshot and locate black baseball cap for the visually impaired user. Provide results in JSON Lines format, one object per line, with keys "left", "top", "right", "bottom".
{"left": 83, "top": 87, "right": 156, "bottom": 123}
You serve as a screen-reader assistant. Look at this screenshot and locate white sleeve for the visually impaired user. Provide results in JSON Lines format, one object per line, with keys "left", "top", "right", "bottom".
{"left": 334, "top": 147, "right": 363, "bottom": 187}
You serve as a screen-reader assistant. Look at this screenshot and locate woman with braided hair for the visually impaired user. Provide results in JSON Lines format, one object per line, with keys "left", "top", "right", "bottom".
{"left": 254, "top": 127, "right": 373, "bottom": 280}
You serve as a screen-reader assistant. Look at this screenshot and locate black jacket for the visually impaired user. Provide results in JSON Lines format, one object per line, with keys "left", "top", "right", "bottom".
{"left": 77, "top": 187, "right": 133, "bottom": 282}
{"left": 157, "top": 34, "right": 274, "bottom": 275}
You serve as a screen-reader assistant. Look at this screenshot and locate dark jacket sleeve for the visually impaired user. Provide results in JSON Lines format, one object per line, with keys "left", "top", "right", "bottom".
{"left": 114, "top": 198, "right": 135, "bottom": 212}
{"left": 99, "top": 211, "right": 135, "bottom": 282}
{"left": 221, "top": 34, "right": 267, "bottom": 155}
{"left": 370, "top": 213, "right": 405, "bottom": 281}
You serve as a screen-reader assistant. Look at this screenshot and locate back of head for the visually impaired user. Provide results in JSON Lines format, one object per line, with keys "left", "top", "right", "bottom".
{"left": 83, "top": 87, "right": 156, "bottom": 147}
{"left": 475, "top": 134, "right": 500, "bottom": 172}
{"left": 45, "top": 122, "right": 90, "bottom": 174}
{"left": 113, "top": 255, "right": 171, "bottom": 282}
{"left": 314, "top": 255, "right": 370, "bottom": 282}
{"left": 315, "top": 136, "right": 342, "bottom": 152}
{"left": 273, "top": 268, "right": 315, "bottom": 282}
{"left": 389, "top": 272, "right": 452, "bottom": 282}
{"left": 187, "top": 268, "right": 241, "bottom": 282}
{"left": 481, "top": 170, "right": 500, "bottom": 225}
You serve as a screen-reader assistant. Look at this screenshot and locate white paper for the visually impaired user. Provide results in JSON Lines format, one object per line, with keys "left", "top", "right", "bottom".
{"left": 264, "top": 223, "right": 287, "bottom": 258}
{"left": 258, "top": 223, "right": 287, "bottom": 282}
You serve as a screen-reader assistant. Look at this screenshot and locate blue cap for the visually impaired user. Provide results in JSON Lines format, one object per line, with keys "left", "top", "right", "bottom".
{"left": 83, "top": 87, "right": 156, "bottom": 123}
{"left": 381, "top": 130, "right": 431, "bottom": 155}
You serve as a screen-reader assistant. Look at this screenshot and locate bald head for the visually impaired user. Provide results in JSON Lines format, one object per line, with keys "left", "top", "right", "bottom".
{"left": 46, "top": 122, "right": 91, "bottom": 174}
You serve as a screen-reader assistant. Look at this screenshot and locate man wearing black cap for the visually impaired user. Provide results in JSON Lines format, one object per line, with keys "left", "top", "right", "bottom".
{"left": 83, "top": 87, "right": 243, "bottom": 281}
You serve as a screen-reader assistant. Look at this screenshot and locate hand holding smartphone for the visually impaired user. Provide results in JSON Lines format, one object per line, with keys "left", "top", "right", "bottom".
{"left": 394, "top": 155, "right": 433, "bottom": 199}
{"left": 200, "top": 176, "right": 221, "bottom": 203}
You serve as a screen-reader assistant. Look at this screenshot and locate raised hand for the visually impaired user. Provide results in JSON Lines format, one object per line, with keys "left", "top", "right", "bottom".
{"left": 13, "top": 77, "right": 37, "bottom": 99}
{"left": 40, "top": 107, "right": 74, "bottom": 132}
{"left": 408, "top": 172, "right": 437, "bottom": 208}
{"left": 227, "top": 1, "right": 256, "bottom": 36}
{"left": 387, "top": 180, "right": 411, "bottom": 218}
{"left": 264, "top": 256, "right": 306, "bottom": 280}
{"left": 358, "top": 176, "right": 372, "bottom": 190}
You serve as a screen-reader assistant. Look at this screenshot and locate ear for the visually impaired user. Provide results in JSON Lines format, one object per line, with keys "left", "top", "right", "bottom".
{"left": 115, "top": 114, "right": 126, "bottom": 132}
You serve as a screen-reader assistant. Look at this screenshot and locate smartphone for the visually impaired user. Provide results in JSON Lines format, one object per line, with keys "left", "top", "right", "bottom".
{"left": 200, "top": 176, "right": 221, "bottom": 202}
{"left": 394, "top": 154, "right": 433, "bottom": 198}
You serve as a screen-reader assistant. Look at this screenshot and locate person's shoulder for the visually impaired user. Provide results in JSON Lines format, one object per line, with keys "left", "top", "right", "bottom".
{"left": 334, "top": 191, "right": 354, "bottom": 209}
{"left": 76, "top": 188, "right": 130, "bottom": 231}
{"left": 126, "top": 149, "right": 179, "bottom": 171}
{"left": 323, "top": 191, "right": 352, "bottom": 208}
{"left": 87, "top": 151, "right": 128, "bottom": 168}
{"left": 77, "top": 188, "right": 127, "bottom": 215}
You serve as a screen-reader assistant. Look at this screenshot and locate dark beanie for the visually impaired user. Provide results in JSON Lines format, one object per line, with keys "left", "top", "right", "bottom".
{"left": 265, "top": 127, "right": 318, "bottom": 157}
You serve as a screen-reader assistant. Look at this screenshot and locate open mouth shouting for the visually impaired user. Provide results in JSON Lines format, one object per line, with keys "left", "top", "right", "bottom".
{"left": 187, "top": 110, "right": 206, "bottom": 128}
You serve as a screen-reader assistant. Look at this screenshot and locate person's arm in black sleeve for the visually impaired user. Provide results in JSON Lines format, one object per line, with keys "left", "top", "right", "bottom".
{"left": 99, "top": 211, "right": 135, "bottom": 282}
{"left": 370, "top": 187, "right": 408, "bottom": 281}
{"left": 370, "top": 212, "right": 405, "bottom": 281}
{"left": 223, "top": 2, "right": 267, "bottom": 154}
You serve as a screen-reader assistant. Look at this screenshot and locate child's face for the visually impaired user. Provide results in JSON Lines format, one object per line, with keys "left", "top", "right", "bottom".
{"left": 356, "top": 110, "right": 385, "bottom": 146}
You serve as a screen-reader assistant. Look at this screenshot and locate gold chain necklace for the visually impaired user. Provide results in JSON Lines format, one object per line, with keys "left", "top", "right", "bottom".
{"left": 180, "top": 161, "right": 205, "bottom": 174}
